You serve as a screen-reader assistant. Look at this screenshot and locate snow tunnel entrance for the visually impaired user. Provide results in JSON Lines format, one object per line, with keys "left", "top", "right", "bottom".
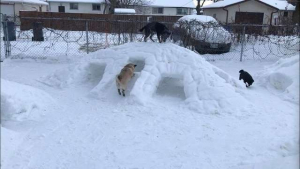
{"left": 85, "top": 62, "right": 106, "bottom": 88}
{"left": 129, "top": 58, "right": 145, "bottom": 72}
{"left": 156, "top": 76, "right": 186, "bottom": 100}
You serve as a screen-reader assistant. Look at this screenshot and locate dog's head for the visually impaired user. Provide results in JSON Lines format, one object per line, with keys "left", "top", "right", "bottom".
{"left": 125, "top": 63, "right": 137, "bottom": 69}
{"left": 239, "top": 69, "right": 244, "bottom": 74}
{"left": 161, "top": 30, "right": 172, "bottom": 42}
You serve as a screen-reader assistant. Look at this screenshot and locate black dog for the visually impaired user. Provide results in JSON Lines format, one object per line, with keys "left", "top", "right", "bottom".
{"left": 139, "top": 22, "right": 171, "bottom": 43}
{"left": 239, "top": 70, "right": 254, "bottom": 87}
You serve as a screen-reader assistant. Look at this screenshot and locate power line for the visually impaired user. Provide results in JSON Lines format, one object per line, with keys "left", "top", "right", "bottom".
{"left": 181, "top": 0, "right": 194, "bottom": 7}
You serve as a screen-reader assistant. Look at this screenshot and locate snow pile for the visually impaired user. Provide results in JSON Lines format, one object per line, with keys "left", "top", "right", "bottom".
{"left": 177, "top": 15, "right": 218, "bottom": 23}
{"left": 202, "top": 0, "right": 295, "bottom": 10}
{"left": 42, "top": 42, "right": 250, "bottom": 114}
{"left": 1, "top": 79, "right": 55, "bottom": 121}
{"left": 257, "top": 55, "right": 299, "bottom": 103}
{"left": 174, "top": 15, "right": 232, "bottom": 44}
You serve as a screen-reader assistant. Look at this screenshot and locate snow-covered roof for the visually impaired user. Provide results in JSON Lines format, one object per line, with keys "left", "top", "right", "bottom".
{"left": 47, "top": 0, "right": 105, "bottom": 3}
{"left": 178, "top": 15, "right": 217, "bottom": 23}
{"left": 150, "top": 0, "right": 196, "bottom": 8}
{"left": 202, "top": 0, "right": 295, "bottom": 11}
{"left": 114, "top": 8, "right": 136, "bottom": 14}
{"left": 1, "top": 0, "right": 48, "bottom": 5}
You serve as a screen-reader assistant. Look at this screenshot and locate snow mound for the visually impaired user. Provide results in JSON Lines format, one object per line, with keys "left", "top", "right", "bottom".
{"left": 43, "top": 42, "right": 250, "bottom": 114}
{"left": 257, "top": 55, "right": 299, "bottom": 103}
{"left": 1, "top": 79, "right": 55, "bottom": 121}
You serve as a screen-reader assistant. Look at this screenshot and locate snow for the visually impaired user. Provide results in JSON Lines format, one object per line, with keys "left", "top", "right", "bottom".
{"left": 1, "top": 42, "right": 299, "bottom": 169}
{"left": 177, "top": 15, "right": 218, "bottom": 23}
{"left": 202, "top": 0, "right": 295, "bottom": 10}
{"left": 1, "top": 79, "right": 56, "bottom": 121}
{"left": 201, "top": 0, "right": 244, "bottom": 9}
{"left": 114, "top": 8, "right": 136, "bottom": 14}
{"left": 257, "top": 55, "right": 299, "bottom": 104}
{"left": 150, "top": 0, "right": 195, "bottom": 8}
{"left": 1, "top": 0, "right": 48, "bottom": 5}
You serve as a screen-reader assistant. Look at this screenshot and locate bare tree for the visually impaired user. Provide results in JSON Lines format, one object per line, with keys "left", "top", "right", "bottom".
{"left": 103, "top": 0, "right": 151, "bottom": 14}
{"left": 196, "top": 0, "right": 222, "bottom": 15}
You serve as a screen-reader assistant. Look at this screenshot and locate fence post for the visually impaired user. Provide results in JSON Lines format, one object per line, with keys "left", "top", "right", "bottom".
{"left": 240, "top": 26, "right": 246, "bottom": 62}
{"left": 2, "top": 14, "right": 11, "bottom": 58}
{"left": 85, "top": 21, "right": 89, "bottom": 54}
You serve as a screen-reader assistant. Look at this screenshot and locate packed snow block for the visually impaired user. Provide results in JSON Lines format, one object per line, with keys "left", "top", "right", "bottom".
{"left": 257, "top": 55, "right": 299, "bottom": 103}
{"left": 41, "top": 61, "right": 107, "bottom": 89}
{"left": 1, "top": 79, "right": 55, "bottom": 122}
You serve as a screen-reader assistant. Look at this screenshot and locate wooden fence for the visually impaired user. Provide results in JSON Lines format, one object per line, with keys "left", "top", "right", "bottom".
{"left": 20, "top": 11, "right": 181, "bottom": 33}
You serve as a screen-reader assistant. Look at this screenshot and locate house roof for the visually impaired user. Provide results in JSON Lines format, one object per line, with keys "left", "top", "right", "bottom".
{"left": 1, "top": 0, "right": 48, "bottom": 5}
{"left": 202, "top": 0, "right": 295, "bottom": 11}
{"left": 150, "top": 0, "right": 196, "bottom": 8}
{"left": 47, "top": 0, "right": 105, "bottom": 3}
{"left": 115, "top": 8, "right": 136, "bottom": 14}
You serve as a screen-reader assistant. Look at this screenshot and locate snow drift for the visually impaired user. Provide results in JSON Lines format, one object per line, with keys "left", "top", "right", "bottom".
{"left": 257, "top": 55, "right": 299, "bottom": 104}
{"left": 1, "top": 79, "right": 55, "bottom": 121}
{"left": 42, "top": 42, "right": 250, "bottom": 114}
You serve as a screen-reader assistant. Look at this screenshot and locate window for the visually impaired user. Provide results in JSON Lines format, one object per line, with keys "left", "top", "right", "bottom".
{"left": 213, "top": 13, "right": 216, "bottom": 18}
{"left": 70, "top": 3, "right": 78, "bottom": 10}
{"left": 92, "top": 4, "right": 101, "bottom": 11}
{"left": 177, "top": 8, "right": 188, "bottom": 15}
{"left": 283, "top": 11, "right": 288, "bottom": 17}
{"left": 152, "top": 7, "right": 163, "bottom": 14}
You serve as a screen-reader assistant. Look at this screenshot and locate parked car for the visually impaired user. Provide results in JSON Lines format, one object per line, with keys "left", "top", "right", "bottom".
{"left": 172, "top": 15, "right": 232, "bottom": 54}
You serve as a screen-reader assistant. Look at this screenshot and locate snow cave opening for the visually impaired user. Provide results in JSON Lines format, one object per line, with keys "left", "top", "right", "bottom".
{"left": 86, "top": 63, "right": 106, "bottom": 88}
{"left": 156, "top": 76, "right": 186, "bottom": 100}
{"left": 129, "top": 58, "right": 145, "bottom": 72}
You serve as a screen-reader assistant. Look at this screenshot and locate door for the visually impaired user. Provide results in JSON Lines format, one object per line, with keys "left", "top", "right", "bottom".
{"left": 235, "top": 12, "right": 264, "bottom": 34}
{"left": 235, "top": 12, "right": 264, "bottom": 24}
{"left": 58, "top": 6, "right": 65, "bottom": 13}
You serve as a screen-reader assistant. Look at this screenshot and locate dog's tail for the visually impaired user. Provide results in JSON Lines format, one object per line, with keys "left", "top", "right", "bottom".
{"left": 139, "top": 26, "right": 146, "bottom": 32}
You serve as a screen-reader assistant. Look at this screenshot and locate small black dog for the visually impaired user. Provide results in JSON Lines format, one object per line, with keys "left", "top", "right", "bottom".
{"left": 139, "top": 22, "right": 171, "bottom": 43}
{"left": 239, "top": 69, "right": 254, "bottom": 87}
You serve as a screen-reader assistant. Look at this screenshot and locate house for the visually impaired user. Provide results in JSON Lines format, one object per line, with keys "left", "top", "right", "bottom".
{"left": 47, "top": 0, "right": 196, "bottom": 16}
{"left": 0, "top": 0, "right": 48, "bottom": 17}
{"left": 201, "top": 0, "right": 296, "bottom": 25}
{"left": 134, "top": 0, "right": 196, "bottom": 16}
{"left": 47, "top": 0, "right": 108, "bottom": 14}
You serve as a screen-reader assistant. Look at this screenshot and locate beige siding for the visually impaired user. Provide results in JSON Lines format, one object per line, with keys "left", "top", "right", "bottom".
{"left": 49, "top": 2, "right": 107, "bottom": 14}
{"left": 203, "top": 0, "right": 283, "bottom": 25}
{"left": 135, "top": 7, "right": 192, "bottom": 16}
{"left": 203, "top": 8, "right": 227, "bottom": 24}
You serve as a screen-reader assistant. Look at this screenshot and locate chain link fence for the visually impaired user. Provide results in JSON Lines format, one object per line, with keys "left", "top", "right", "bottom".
{"left": 1, "top": 14, "right": 299, "bottom": 61}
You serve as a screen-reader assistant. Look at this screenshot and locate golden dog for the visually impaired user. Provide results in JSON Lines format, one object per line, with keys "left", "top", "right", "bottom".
{"left": 116, "top": 63, "right": 137, "bottom": 97}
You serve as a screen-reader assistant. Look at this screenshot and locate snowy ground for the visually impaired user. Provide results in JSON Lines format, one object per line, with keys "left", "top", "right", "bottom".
{"left": 1, "top": 42, "right": 299, "bottom": 169}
